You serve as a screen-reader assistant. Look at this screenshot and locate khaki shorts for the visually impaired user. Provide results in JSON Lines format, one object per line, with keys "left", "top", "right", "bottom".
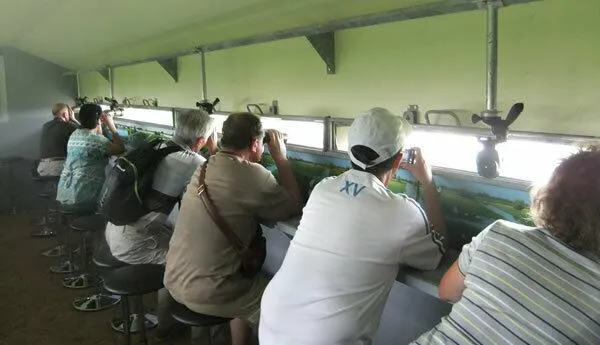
{"left": 37, "top": 159, "right": 64, "bottom": 177}
{"left": 184, "top": 273, "right": 270, "bottom": 327}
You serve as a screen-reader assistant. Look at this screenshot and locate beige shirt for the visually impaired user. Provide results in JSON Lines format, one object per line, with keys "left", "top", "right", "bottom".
{"left": 165, "top": 152, "right": 301, "bottom": 310}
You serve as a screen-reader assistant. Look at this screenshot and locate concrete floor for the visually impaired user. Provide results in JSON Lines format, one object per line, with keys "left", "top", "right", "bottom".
{"left": 0, "top": 213, "right": 189, "bottom": 345}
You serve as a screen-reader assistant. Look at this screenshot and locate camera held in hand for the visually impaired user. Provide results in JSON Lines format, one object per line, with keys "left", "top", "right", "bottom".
{"left": 401, "top": 148, "right": 416, "bottom": 165}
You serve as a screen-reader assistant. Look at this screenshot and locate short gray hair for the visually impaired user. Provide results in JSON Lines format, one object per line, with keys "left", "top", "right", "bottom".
{"left": 174, "top": 109, "right": 215, "bottom": 147}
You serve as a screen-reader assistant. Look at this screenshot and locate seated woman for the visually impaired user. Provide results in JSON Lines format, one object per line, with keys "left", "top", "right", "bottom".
{"left": 412, "top": 147, "right": 600, "bottom": 344}
{"left": 56, "top": 103, "right": 125, "bottom": 211}
{"left": 37, "top": 103, "right": 80, "bottom": 177}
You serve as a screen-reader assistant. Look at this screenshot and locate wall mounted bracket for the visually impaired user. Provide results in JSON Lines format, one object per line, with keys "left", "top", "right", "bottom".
{"left": 476, "top": 0, "right": 505, "bottom": 9}
{"left": 157, "top": 57, "right": 179, "bottom": 82}
{"left": 306, "top": 32, "right": 336, "bottom": 74}
{"left": 98, "top": 68, "right": 110, "bottom": 83}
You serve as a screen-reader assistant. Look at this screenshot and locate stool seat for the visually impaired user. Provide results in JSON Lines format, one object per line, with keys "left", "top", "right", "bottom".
{"left": 34, "top": 175, "right": 60, "bottom": 182}
{"left": 171, "top": 300, "right": 232, "bottom": 328}
{"left": 92, "top": 240, "right": 128, "bottom": 269}
{"left": 103, "top": 264, "right": 164, "bottom": 296}
{"left": 39, "top": 190, "right": 56, "bottom": 199}
{"left": 71, "top": 214, "right": 106, "bottom": 232}
{"left": 50, "top": 201, "right": 95, "bottom": 216}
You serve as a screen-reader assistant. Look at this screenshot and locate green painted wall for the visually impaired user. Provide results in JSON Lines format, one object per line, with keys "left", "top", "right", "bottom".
{"left": 80, "top": 0, "right": 600, "bottom": 136}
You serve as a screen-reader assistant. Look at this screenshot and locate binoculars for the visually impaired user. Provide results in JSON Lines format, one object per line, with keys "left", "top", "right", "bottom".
{"left": 263, "top": 131, "right": 288, "bottom": 144}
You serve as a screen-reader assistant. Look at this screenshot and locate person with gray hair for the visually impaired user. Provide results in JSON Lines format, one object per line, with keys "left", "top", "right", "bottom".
{"left": 105, "top": 108, "right": 217, "bottom": 266}
{"left": 83, "top": 110, "right": 216, "bottom": 335}
{"left": 173, "top": 108, "right": 216, "bottom": 148}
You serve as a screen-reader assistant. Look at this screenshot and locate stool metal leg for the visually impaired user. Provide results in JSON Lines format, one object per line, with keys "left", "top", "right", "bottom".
{"left": 62, "top": 233, "right": 96, "bottom": 289}
{"left": 50, "top": 214, "right": 78, "bottom": 274}
{"left": 137, "top": 297, "right": 147, "bottom": 345}
{"left": 122, "top": 296, "right": 131, "bottom": 345}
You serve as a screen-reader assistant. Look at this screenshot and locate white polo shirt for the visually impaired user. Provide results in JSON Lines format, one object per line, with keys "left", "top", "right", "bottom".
{"left": 259, "top": 169, "right": 445, "bottom": 345}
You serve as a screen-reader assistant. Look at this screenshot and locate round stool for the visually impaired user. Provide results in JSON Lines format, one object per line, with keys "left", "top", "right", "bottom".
{"left": 62, "top": 214, "right": 107, "bottom": 289}
{"left": 171, "top": 300, "right": 232, "bottom": 345}
{"left": 103, "top": 264, "right": 165, "bottom": 345}
{"left": 48, "top": 203, "right": 94, "bottom": 274}
{"left": 30, "top": 176, "right": 59, "bottom": 238}
{"left": 73, "top": 235, "right": 125, "bottom": 312}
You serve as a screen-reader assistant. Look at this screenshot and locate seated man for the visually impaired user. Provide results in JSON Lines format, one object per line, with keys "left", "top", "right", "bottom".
{"left": 37, "top": 103, "right": 79, "bottom": 177}
{"left": 105, "top": 109, "right": 217, "bottom": 265}
{"left": 164, "top": 112, "right": 303, "bottom": 345}
{"left": 105, "top": 109, "right": 216, "bottom": 338}
{"left": 259, "top": 108, "right": 447, "bottom": 345}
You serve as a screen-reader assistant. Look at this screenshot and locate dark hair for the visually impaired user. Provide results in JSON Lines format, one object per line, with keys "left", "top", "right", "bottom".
{"left": 350, "top": 145, "right": 401, "bottom": 177}
{"left": 531, "top": 146, "right": 600, "bottom": 256}
{"left": 220, "top": 112, "right": 264, "bottom": 150}
{"left": 78, "top": 104, "right": 102, "bottom": 129}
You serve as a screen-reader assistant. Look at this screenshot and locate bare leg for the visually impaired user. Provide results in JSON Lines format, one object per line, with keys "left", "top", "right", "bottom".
{"left": 230, "top": 318, "right": 252, "bottom": 345}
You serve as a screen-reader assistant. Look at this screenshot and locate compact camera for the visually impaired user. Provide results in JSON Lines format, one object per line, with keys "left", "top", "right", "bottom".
{"left": 401, "top": 148, "right": 416, "bottom": 165}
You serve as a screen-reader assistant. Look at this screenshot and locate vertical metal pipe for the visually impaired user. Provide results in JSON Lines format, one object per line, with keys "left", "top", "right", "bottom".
{"left": 76, "top": 73, "right": 81, "bottom": 98}
{"left": 486, "top": 1, "right": 499, "bottom": 113}
{"left": 108, "top": 67, "right": 114, "bottom": 99}
{"left": 200, "top": 50, "right": 208, "bottom": 101}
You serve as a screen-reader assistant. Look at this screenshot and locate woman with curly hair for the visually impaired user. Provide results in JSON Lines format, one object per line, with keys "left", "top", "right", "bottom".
{"left": 412, "top": 147, "right": 600, "bottom": 345}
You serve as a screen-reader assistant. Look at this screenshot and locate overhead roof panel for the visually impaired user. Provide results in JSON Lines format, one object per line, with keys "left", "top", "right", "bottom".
{"left": 0, "top": 0, "right": 492, "bottom": 69}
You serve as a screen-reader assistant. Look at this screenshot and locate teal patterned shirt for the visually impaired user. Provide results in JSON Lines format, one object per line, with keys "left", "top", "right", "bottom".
{"left": 56, "top": 129, "right": 109, "bottom": 209}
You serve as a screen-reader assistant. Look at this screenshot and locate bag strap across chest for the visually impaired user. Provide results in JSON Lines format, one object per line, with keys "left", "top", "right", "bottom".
{"left": 196, "top": 162, "right": 245, "bottom": 253}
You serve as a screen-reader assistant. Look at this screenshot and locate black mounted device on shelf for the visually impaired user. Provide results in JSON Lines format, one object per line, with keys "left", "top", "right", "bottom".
{"left": 196, "top": 98, "right": 220, "bottom": 114}
{"left": 472, "top": 102, "right": 524, "bottom": 178}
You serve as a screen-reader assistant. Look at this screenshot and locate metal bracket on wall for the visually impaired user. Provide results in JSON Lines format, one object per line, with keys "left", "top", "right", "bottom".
{"left": 306, "top": 32, "right": 335, "bottom": 74}
{"left": 476, "top": 0, "right": 505, "bottom": 9}
{"left": 157, "top": 57, "right": 179, "bottom": 82}
{"left": 98, "top": 68, "right": 110, "bottom": 83}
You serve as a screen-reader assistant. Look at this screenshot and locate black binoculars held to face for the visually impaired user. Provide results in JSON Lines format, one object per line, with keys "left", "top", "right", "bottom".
{"left": 263, "top": 130, "right": 288, "bottom": 145}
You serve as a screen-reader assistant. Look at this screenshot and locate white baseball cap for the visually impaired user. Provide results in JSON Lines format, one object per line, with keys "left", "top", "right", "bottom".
{"left": 348, "top": 107, "right": 411, "bottom": 169}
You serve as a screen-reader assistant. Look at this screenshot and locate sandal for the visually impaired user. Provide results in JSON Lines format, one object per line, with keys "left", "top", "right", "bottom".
{"left": 73, "top": 293, "right": 121, "bottom": 312}
{"left": 62, "top": 273, "right": 97, "bottom": 289}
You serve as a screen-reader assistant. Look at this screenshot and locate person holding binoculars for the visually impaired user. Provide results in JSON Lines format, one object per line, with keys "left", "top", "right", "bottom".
{"left": 164, "top": 112, "right": 302, "bottom": 345}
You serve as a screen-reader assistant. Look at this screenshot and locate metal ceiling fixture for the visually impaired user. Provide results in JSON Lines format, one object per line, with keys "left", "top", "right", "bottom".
{"left": 472, "top": 0, "right": 526, "bottom": 178}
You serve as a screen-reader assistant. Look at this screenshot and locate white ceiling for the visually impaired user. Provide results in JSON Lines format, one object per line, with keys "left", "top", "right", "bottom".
{"left": 0, "top": 0, "right": 455, "bottom": 70}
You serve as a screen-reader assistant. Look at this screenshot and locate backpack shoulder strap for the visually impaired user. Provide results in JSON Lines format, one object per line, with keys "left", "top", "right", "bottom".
{"left": 196, "top": 162, "right": 245, "bottom": 253}
{"left": 156, "top": 141, "right": 185, "bottom": 158}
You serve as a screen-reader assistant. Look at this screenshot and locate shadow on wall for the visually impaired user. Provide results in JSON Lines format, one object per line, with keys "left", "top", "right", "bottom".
{"left": 0, "top": 107, "right": 48, "bottom": 158}
{"left": 0, "top": 47, "right": 76, "bottom": 159}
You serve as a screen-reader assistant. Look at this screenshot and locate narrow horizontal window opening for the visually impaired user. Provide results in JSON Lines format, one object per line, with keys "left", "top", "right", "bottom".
{"left": 335, "top": 124, "right": 578, "bottom": 182}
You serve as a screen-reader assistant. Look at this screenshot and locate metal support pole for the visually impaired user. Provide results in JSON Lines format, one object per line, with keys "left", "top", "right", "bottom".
{"left": 485, "top": 1, "right": 499, "bottom": 115}
{"left": 76, "top": 73, "right": 81, "bottom": 98}
{"left": 108, "top": 67, "right": 114, "bottom": 99}
{"left": 200, "top": 50, "right": 208, "bottom": 101}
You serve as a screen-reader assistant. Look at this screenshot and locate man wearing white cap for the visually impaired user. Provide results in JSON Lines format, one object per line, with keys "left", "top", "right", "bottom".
{"left": 259, "top": 107, "right": 447, "bottom": 345}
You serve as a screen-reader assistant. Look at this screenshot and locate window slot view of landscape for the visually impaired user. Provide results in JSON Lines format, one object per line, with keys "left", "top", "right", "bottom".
{"left": 262, "top": 152, "right": 533, "bottom": 250}
{"left": 121, "top": 127, "right": 534, "bottom": 251}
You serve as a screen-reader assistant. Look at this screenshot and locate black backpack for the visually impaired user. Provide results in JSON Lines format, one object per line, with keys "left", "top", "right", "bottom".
{"left": 98, "top": 139, "right": 183, "bottom": 225}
